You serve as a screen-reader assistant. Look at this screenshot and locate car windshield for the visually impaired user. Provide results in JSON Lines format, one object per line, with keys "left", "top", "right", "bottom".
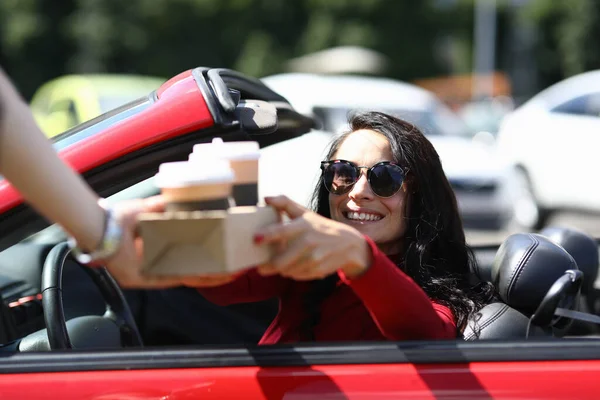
{"left": 23, "top": 176, "right": 159, "bottom": 245}
{"left": 98, "top": 95, "right": 152, "bottom": 114}
{"left": 51, "top": 96, "right": 152, "bottom": 152}
{"left": 314, "top": 103, "right": 470, "bottom": 137}
{"left": 0, "top": 97, "right": 152, "bottom": 184}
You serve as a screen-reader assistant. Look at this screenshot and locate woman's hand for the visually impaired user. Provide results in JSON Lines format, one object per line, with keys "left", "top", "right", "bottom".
{"left": 255, "top": 196, "right": 372, "bottom": 281}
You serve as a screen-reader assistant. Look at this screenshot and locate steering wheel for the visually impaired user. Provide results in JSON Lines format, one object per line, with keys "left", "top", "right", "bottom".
{"left": 41, "top": 242, "right": 143, "bottom": 349}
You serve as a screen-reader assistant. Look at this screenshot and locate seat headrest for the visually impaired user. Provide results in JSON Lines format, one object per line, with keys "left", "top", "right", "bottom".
{"left": 540, "top": 226, "right": 599, "bottom": 292}
{"left": 491, "top": 233, "right": 578, "bottom": 316}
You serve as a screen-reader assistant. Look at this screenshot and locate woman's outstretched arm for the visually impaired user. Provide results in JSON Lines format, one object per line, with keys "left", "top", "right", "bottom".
{"left": 0, "top": 67, "right": 105, "bottom": 252}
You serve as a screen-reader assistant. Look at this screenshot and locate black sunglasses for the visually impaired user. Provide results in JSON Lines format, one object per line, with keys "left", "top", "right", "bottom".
{"left": 320, "top": 159, "right": 407, "bottom": 198}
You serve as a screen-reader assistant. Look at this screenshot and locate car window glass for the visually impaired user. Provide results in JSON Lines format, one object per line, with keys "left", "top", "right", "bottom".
{"left": 313, "top": 104, "right": 469, "bottom": 137}
{"left": 588, "top": 93, "right": 600, "bottom": 116}
{"left": 23, "top": 176, "right": 160, "bottom": 244}
{"left": 98, "top": 95, "right": 152, "bottom": 114}
{"left": 430, "top": 102, "right": 472, "bottom": 137}
{"left": 551, "top": 93, "right": 600, "bottom": 117}
{"left": 389, "top": 108, "right": 447, "bottom": 136}
{"left": 51, "top": 96, "right": 152, "bottom": 152}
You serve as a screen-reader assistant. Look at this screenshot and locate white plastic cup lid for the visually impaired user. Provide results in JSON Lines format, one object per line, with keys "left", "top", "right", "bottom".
{"left": 191, "top": 137, "right": 260, "bottom": 162}
{"left": 154, "top": 159, "right": 234, "bottom": 188}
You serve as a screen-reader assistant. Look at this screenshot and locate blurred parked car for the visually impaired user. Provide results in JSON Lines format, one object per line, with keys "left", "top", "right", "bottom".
{"left": 459, "top": 96, "right": 515, "bottom": 136}
{"left": 496, "top": 69, "right": 600, "bottom": 230}
{"left": 259, "top": 73, "right": 516, "bottom": 231}
{"left": 30, "top": 74, "right": 166, "bottom": 138}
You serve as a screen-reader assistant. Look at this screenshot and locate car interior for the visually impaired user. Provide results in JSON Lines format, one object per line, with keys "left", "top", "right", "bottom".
{"left": 1, "top": 67, "right": 600, "bottom": 354}
{"left": 2, "top": 163, "right": 600, "bottom": 352}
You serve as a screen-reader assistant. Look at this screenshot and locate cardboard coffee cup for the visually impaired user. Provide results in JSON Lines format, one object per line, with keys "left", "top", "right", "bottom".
{"left": 190, "top": 138, "right": 260, "bottom": 206}
{"left": 154, "top": 159, "right": 234, "bottom": 211}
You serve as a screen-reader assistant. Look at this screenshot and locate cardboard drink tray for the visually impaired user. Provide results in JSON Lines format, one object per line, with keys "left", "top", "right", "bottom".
{"left": 138, "top": 206, "right": 278, "bottom": 276}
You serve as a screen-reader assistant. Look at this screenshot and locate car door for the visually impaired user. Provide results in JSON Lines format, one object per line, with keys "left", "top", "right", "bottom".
{"left": 547, "top": 93, "right": 600, "bottom": 211}
{"left": 2, "top": 341, "right": 600, "bottom": 399}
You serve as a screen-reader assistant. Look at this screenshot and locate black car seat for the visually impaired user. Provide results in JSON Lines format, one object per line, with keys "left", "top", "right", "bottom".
{"left": 464, "top": 233, "right": 579, "bottom": 340}
{"left": 540, "top": 226, "right": 600, "bottom": 335}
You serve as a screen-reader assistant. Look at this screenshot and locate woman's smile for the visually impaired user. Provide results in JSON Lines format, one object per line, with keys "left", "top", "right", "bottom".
{"left": 342, "top": 209, "right": 384, "bottom": 222}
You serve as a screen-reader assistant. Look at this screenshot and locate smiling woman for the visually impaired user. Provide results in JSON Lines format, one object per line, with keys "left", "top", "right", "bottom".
{"left": 192, "top": 111, "right": 495, "bottom": 344}
{"left": 307, "top": 111, "right": 496, "bottom": 337}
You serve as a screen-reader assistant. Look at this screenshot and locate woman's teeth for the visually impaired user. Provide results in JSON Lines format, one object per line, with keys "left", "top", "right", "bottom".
{"left": 345, "top": 212, "right": 382, "bottom": 221}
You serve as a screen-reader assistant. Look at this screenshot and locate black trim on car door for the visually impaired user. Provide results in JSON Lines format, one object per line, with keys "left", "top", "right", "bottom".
{"left": 1, "top": 339, "right": 600, "bottom": 373}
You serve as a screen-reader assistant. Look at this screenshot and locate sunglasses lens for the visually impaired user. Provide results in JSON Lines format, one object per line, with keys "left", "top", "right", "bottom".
{"left": 323, "top": 162, "right": 358, "bottom": 195}
{"left": 370, "top": 164, "right": 405, "bottom": 197}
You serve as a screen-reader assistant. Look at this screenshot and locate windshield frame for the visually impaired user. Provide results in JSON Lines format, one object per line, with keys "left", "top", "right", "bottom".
{"left": 51, "top": 94, "right": 156, "bottom": 152}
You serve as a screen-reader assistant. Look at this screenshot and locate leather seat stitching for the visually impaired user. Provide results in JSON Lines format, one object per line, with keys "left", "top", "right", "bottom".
{"left": 506, "top": 234, "right": 539, "bottom": 304}
{"left": 465, "top": 305, "right": 509, "bottom": 340}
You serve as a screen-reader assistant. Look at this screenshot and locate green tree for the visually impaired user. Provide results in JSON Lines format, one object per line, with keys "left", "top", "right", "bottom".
{"left": 523, "top": 0, "right": 600, "bottom": 88}
{"left": 1, "top": 0, "right": 458, "bottom": 99}
{"left": 0, "top": 0, "right": 76, "bottom": 97}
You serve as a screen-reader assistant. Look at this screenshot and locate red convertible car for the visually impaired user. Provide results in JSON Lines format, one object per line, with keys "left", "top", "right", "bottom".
{"left": 0, "top": 67, "right": 599, "bottom": 399}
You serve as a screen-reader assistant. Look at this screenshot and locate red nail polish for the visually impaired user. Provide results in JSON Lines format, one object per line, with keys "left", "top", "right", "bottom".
{"left": 254, "top": 234, "right": 264, "bottom": 244}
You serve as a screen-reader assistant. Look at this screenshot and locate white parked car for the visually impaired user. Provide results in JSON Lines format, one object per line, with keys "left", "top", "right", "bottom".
{"left": 258, "top": 73, "right": 516, "bottom": 231}
{"left": 496, "top": 69, "right": 600, "bottom": 230}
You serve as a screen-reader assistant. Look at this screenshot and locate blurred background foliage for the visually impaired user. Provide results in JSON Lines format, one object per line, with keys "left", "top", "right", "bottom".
{"left": 1, "top": 0, "right": 599, "bottom": 101}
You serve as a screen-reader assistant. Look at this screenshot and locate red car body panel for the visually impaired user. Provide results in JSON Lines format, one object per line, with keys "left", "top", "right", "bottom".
{"left": 0, "top": 69, "right": 213, "bottom": 213}
{"left": 2, "top": 361, "right": 600, "bottom": 399}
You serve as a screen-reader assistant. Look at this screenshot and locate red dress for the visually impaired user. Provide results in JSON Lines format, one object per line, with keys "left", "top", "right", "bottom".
{"left": 197, "top": 236, "right": 457, "bottom": 344}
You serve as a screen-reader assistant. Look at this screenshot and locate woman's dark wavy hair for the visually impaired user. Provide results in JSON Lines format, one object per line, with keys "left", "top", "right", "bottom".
{"left": 301, "top": 111, "right": 495, "bottom": 339}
